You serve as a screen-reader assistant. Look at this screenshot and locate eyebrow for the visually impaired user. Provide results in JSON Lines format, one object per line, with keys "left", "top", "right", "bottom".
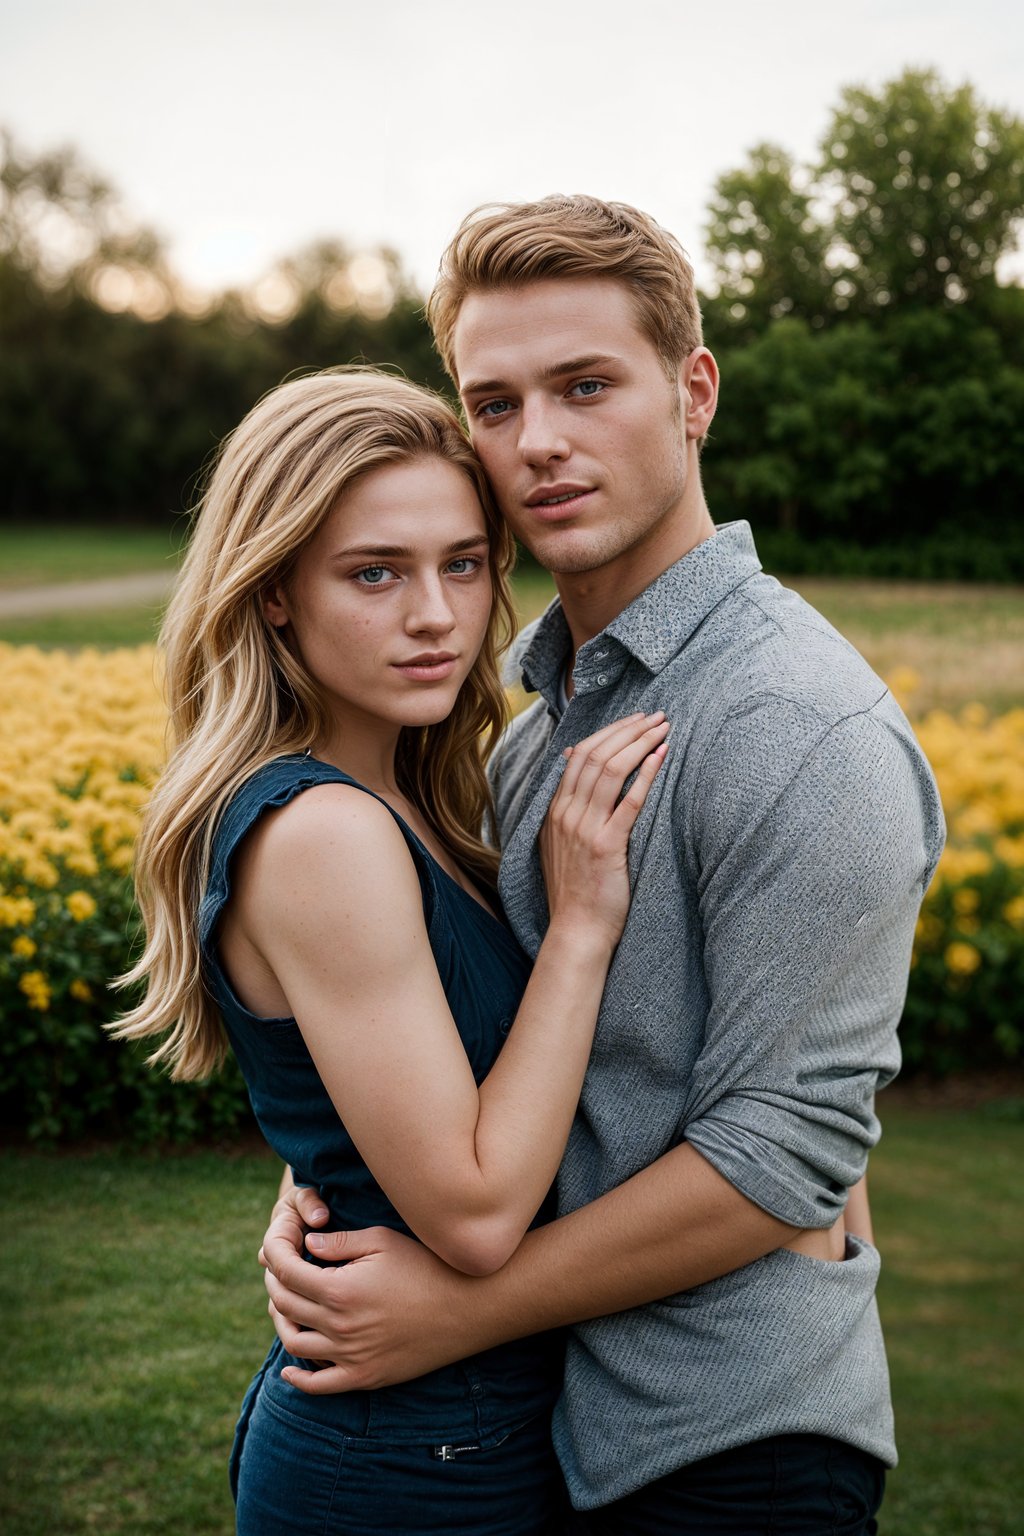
{"left": 332, "top": 534, "right": 490, "bottom": 561}
{"left": 460, "top": 353, "right": 622, "bottom": 397}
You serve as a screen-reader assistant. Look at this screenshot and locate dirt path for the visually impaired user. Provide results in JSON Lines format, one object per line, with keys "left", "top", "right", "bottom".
{"left": 0, "top": 571, "right": 175, "bottom": 618}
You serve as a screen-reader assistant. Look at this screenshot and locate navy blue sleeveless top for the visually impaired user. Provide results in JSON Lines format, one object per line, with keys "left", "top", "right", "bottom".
{"left": 199, "top": 754, "right": 562, "bottom": 1441}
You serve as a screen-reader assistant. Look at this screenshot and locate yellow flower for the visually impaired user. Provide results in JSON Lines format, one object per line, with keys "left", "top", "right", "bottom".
{"left": 11, "top": 934, "right": 37, "bottom": 959}
{"left": 952, "top": 888, "right": 980, "bottom": 916}
{"left": 0, "top": 894, "right": 36, "bottom": 927}
{"left": 65, "top": 890, "right": 98, "bottom": 922}
{"left": 18, "top": 969, "right": 51, "bottom": 1010}
{"left": 885, "top": 667, "right": 920, "bottom": 706}
{"left": 65, "top": 850, "right": 100, "bottom": 877}
{"left": 69, "top": 978, "right": 93, "bottom": 1002}
{"left": 944, "top": 941, "right": 982, "bottom": 977}
{"left": 1003, "top": 896, "right": 1024, "bottom": 930}
{"left": 914, "top": 913, "right": 942, "bottom": 947}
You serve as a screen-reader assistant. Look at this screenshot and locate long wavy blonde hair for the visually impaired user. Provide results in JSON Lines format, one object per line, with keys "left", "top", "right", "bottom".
{"left": 111, "top": 369, "right": 516, "bottom": 1081}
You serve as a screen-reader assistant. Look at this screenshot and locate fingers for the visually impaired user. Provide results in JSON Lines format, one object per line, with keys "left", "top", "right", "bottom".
{"left": 304, "top": 1230, "right": 361, "bottom": 1260}
{"left": 303, "top": 1225, "right": 396, "bottom": 1261}
{"left": 559, "top": 712, "right": 658, "bottom": 797}
{"left": 608, "top": 737, "right": 669, "bottom": 832}
{"left": 292, "top": 1185, "right": 330, "bottom": 1226}
{"left": 268, "top": 1299, "right": 337, "bottom": 1360}
{"left": 561, "top": 714, "right": 669, "bottom": 816}
{"left": 261, "top": 1228, "right": 311, "bottom": 1283}
{"left": 264, "top": 1265, "right": 335, "bottom": 1331}
{"left": 281, "top": 1363, "right": 358, "bottom": 1395}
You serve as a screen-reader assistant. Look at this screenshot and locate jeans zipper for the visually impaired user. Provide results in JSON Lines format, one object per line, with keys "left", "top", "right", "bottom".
{"left": 432, "top": 1442, "right": 482, "bottom": 1461}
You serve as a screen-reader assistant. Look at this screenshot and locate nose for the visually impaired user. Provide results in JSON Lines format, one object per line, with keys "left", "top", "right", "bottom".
{"left": 405, "top": 574, "right": 457, "bottom": 637}
{"left": 517, "top": 397, "right": 570, "bottom": 467}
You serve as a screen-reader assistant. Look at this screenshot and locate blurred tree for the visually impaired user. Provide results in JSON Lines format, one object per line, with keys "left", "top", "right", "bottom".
{"left": 822, "top": 69, "right": 1024, "bottom": 312}
{"left": 0, "top": 133, "right": 444, "bottom": 523}
{"left": 703, "top": 69, "right": 1024, "bottom": 342}
{"left": 0, "top": 127, "right": 177, "bottom": 315}
{"left": 704, "top": 144, "right": 834, "bottom": 340}
{"left": 704, "top": 305, "right": 1024, "bottom": 573}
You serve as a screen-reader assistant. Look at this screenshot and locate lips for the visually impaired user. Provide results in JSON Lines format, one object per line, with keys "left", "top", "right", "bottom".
{"left": 392, "top": 652, "right": 459, "bottom": 682}
{"left": 524, "top": 484, "right": 596, "bottom": 522}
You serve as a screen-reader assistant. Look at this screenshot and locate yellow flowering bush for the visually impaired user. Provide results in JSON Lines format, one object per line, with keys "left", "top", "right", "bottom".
{"left": 0, "top": 642, "right": 247, "bottom": 1140}
{"left": 892, "top": 669, "right": 1024, "bottom": 1071}
{"left": 1, "top": 645, "right": 1021, "bottom": 1141}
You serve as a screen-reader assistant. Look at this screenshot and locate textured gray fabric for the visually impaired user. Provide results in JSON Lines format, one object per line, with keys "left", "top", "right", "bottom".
{"left": 491, "top": 521, "right": 945, "bottom": 1509}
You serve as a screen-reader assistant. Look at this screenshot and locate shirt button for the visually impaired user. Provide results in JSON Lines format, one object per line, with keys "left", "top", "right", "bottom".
{"left": 597, "top": 674, "right": 608, "bottom": 686}
{"left": 596, "top": 650, "right": 608, "bottom": 659}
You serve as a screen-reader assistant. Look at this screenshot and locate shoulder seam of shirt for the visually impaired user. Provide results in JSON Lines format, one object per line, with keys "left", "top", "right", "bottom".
{"left": 734, "top": 587, "right": 864, "bottom": 661}
{"left": 685, "top": 685, "right": 894, "bottom": 866}
{"left": 732, "top": 586, "right": 786, "bottom": 636}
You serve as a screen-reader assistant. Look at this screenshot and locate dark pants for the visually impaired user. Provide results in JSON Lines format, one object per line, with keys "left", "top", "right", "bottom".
{"left": 232, "top": 1381, "right": 569, "bottom": 1535}
{"left": 569, "top": 1434, "right": 885, "bottom": 1535}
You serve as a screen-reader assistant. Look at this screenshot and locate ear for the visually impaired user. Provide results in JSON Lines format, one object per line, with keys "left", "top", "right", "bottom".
{"left": 263, "top": 581, "right": 291, "bottom": 630}
{"left": 680, "top": 347, "right": 719, "bottom": 442}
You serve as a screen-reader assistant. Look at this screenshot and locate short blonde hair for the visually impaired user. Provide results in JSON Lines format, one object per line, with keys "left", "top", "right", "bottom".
{"left": 428, "top": 194, "right": 704, "bottom": 384}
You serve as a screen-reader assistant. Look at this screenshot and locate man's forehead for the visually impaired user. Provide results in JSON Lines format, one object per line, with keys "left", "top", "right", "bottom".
{"left": 453, "top": 276, "right": 647, "bottom": 389}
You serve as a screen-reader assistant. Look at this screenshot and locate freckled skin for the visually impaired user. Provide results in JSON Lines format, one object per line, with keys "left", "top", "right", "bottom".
{"left": 262, "top": 457, "right": 493, "bottom": 763}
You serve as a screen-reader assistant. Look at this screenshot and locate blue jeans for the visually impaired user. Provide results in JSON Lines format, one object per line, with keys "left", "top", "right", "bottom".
{"left": 578, "top": 1434, "right": 885, "bottom": 1535}
{"left": 230, "top": 1344, "right": 568, "bottom": 1535}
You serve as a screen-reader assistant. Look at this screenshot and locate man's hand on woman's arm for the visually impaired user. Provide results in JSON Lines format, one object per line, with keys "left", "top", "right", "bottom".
{"left": 260, "top": 1142, "right": 814, "bottom": 1396}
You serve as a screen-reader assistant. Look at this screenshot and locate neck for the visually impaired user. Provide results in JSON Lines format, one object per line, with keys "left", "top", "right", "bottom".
{"left": 556, "top": 497, "right": 716, "bottom": 656}
{"left": 312, "top": 709, "right": 403, "bottom": 797}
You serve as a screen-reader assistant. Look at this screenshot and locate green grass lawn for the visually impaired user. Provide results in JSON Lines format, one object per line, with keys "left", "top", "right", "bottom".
{"left": 1, "top": 525, "right": 1021, "bottom": 713}
{"left": 0, "top": 605, "right": 167, "bottom": 647}
{"left": 0, "top": 525, "right": 185, "bottom": 590}
{"left": 868, "top": 1097, "right": 1024, "bottom": 1534}
{"left": 1, "top": 1102, "right": 1021, "bottom": 1534}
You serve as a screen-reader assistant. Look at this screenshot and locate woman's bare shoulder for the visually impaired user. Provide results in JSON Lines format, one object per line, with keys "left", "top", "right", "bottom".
{"left": 234, "top": 781, "right": 420, "bottom": 921}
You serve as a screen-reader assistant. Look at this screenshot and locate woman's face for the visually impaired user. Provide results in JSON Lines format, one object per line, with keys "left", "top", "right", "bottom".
{"left": 264, "top": 455, "right": 494, "bottom": 736}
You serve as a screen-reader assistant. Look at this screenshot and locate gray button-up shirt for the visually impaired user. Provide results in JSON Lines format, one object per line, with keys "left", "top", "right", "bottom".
{"left": 491, "top": 522, "right": 945, "bottom": 1508}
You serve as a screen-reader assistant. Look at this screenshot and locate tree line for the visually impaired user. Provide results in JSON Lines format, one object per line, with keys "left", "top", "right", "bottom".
{"left": 2, "top": 68, "right": 1023, "bottom": 577}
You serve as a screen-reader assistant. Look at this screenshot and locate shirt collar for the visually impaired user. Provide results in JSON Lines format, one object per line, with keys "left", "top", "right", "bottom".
{"left": 511, "top": 521, "right": 762, "bottom": 709}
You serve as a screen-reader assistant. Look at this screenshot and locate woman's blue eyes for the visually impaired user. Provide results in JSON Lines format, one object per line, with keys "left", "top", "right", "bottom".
{"left": 353, "top": 558, "right": 480, "bottom": 586}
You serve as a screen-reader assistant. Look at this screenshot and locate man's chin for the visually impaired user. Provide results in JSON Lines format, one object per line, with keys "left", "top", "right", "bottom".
{"left": 526, "top": 538, "right": 615, "bottom": 577}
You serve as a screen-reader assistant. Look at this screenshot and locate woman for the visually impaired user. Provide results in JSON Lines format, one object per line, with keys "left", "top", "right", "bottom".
{"left": 112, "top": 369, "right": 667, "bottom": 1534}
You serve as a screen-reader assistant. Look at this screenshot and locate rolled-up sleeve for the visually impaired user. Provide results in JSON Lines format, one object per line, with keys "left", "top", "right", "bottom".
{"left": 682, "top": 694, "right": 944, "bottom": 1228}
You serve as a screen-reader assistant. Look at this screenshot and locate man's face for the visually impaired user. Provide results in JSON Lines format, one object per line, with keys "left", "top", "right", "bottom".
{"left": 453, "top": 277, "right": 699, "bottom": 581}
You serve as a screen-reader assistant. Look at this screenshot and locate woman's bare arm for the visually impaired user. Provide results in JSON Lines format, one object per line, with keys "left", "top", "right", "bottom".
{"left": 237, "top": 715, "right": 666, "bottom": 1277}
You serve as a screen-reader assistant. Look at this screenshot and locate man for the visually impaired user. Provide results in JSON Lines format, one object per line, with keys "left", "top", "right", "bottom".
{"left": 261, "top": 196, "right": 944, "bottom": 1531}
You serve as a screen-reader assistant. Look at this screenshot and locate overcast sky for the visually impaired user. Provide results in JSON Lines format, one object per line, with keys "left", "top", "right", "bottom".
{"left": 3, "top": 0, "right": 1023, "bottom": 297}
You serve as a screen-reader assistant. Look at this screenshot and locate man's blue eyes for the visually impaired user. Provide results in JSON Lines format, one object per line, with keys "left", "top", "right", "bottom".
{"left": 477, "top": 380, "right": 604, "bottom": 416}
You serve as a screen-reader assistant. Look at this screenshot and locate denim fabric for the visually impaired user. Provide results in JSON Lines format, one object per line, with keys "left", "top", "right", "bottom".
{"left": 232, "top": 1344, "right": 569, "bottom": 1535}
{"left": 201, "top": 757, "right": 564, "bottom": 1532}
{"left": 491, "top": 522, "right": 945, "bottom": 1507}
{"left": 582, "top": 1433, "right": 885, "bottom": 1535}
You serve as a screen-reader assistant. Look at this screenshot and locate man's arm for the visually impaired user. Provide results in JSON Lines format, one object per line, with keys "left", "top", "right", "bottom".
{"left": 263, "top": 1139, "right": 812, "bottom": 1393}
{"left": 264, "top": 698, "right": 937, "bottom": 1392}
